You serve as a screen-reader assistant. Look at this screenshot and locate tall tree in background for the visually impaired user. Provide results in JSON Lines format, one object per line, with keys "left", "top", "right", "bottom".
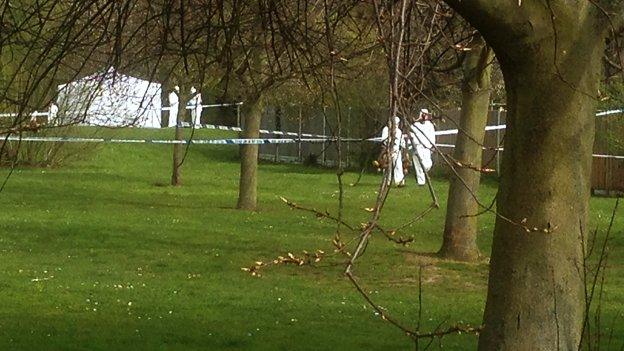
{"left": 0, "top": 0, "right": 130, "bottom": 120}
{"left": 441, "top": 1, "right": 622, "bottom": 349}
{"left": 439, "top": 35, "right": 493, "bottom": 261}
{"left": 226, "top": 0, "right": 376, "bottom": 210}
{"left": 140, "top": 0, "right": 219, "bottom": 186}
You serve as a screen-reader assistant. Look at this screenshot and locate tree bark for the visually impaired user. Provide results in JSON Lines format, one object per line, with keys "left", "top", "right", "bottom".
{"left": 236, "top": 97, "right": 263, "bottom": 210}
{"left": 171, "top": 121, "right": 183, "bottom": 186}
{"left": 479, "top": 46, "right": 603, "bottom": 351}
{"left": 439, "top": 39, "right": 493, "bottom": 262}
{"left": 485, "top": 20, "right": 605, "bottom": 351}
{"left": 171, "top": 86, "right": 187, "bottom": 186}
{"left": 440, "top": 2, "right": 611, "bottom": 349}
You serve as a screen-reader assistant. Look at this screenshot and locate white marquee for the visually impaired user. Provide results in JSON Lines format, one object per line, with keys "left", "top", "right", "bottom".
{"left": 57, "top": 68, "right": 161, "bottom": 128}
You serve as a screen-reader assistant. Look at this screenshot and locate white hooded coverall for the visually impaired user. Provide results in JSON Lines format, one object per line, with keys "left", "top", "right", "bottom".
{"left": 410, "top": 119, "right": 436, "bottom": 185}
{"left": 188, "top": 87, "right": 203, "bottom": 128}
{"left": 48, "top": 103, "right": 59, "bottom": 125}
{"left": 168, "top": 90, "right": 179, "bottom": 127}
{"left": 381, "top": 116, "right": 405, "bottom": 185}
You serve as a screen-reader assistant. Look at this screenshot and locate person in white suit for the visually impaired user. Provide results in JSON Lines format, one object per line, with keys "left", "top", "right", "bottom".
{"left": 409, "top": 108, "right": 436, "bottom": 185}
{"left": 380, "top": 115, "right": 405, "bottom": 186}
{"left": 168, "top": 86, "right": 180, "bottom": 127}
{"left": 48, "top": 102, "right": 59, "bottom": 125}
{"left": 188, "top": 86, "right": 203, "bottom": 128}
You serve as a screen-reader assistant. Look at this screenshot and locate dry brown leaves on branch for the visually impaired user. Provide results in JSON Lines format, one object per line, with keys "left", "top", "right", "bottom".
{"left": 374, "top": 225, "right": 415, "bottom": 246}
{"left": 442, "top": 151, "right": 496, "bottom": 174}
{"left": 241, "top": 250, "right": 327, "bottom": 277}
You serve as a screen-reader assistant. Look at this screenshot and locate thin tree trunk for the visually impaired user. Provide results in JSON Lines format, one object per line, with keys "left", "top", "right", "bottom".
{"left": 171, "top": 85, "right": 187, "bottom": 186}
{"left": 236, "top": 97, "right": 263, "bottom": 210}
{"left": 171, "top": 122, "right": 183, "bottom": 186}
{"left": 439, "top": 40, "right": 493, "bottom": 261}
{"left": 477, "top": 29, "right": 605, "bottom": 351}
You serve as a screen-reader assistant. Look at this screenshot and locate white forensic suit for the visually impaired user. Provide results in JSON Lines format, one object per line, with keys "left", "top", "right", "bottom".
{"left": 168, "top": 88, "right": 180, "bottom": 127}
{"left": 409, "top": 116, "right": 436, "bottom": 185}
{"left": 188, "top": 87, "right": 203, "bottom": 128}
{"left": 48, "top": 103, "right": 59, "bottom": 125}
{"left": 381, "top": 116, "right": 405, "bottom": 186}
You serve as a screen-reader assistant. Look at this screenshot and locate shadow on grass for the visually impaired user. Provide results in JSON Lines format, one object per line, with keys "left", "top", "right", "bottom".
{"left": 194, "top": 146, "right": 240, "bottom": 163}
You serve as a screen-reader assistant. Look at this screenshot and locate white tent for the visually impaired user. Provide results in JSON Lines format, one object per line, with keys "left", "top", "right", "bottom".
{"left": 57, "top": 68, "right": 162, "bottom": 128}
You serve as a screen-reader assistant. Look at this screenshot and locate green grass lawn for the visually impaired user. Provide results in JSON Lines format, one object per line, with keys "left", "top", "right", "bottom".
{"left": 0, "top": 127, "right": 621, "bottom": 350}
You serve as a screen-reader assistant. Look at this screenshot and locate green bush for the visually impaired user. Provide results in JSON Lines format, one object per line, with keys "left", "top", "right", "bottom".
{"left": 0, "top": 125, "right": 99, "bottom": 167}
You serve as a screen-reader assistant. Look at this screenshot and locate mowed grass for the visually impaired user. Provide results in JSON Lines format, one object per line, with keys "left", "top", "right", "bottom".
{"left": 0, "top": 127, "right": 621, "bottom": 350}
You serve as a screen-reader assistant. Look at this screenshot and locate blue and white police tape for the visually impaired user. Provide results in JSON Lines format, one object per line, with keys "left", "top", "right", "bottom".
{"left": 175, "top": 122, "right": 332, "bottom": 139}
{"left": 5, "top": 135, "right": 624, "bottom": 160}
{"left": 596, "top": 109, "right": 624, "bottom": 117}
{"left": 434, "top": 124, "right": 507, "bottom": 136}
{"left": 161, "top": 102, "right": 243, "bottom": 111}
{"left": 435, "top": 143, "right": 624, "bottom": 160}
{"left": 0, "top": 111, "right": 52, "bottom": 118}
{"left": 189, "top": 122, "right": 508, "bottom": 138}
{"left": 3, "top": 135, "right": 373, "bottom": 145}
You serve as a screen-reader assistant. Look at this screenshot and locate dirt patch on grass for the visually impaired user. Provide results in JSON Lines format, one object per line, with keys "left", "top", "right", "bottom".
{"left": 398, "top": 250, "right": 489, "bottom": 290}
{"left": 401, "top": 251, "right": 440, "bottom": 266}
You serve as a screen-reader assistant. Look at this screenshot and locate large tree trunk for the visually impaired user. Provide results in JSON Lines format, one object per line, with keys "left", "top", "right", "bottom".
{"left": 479, "top": 47, "right": 603, "bottom": 351}
{"left": 440, "top": 2, "right": 611, "bottom": 349}
{"left": 479, "top": 49, "right": 602, "bottom": 350}
{"left": 236, "top": 98, "right": 263, "bottom": 210}
{"left": 438, "top": 39, "right": 493, "bottom": 262}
